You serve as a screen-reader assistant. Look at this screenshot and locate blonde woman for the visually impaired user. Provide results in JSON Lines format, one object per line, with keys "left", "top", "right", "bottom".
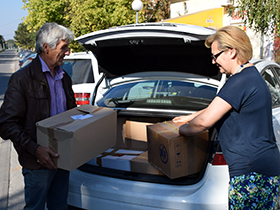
{"left": 173, "top": 26, "right": 280, "bottom": 209}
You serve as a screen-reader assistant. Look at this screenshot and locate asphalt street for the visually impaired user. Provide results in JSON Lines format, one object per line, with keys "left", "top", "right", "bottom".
{"left": 0, "top": 49, "right": 25, "bottom": 210}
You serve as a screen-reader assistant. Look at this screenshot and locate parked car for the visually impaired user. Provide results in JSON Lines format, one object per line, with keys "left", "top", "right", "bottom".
{"left": 20, "top": 52, "right": 37, "bottom": 67}
{"left": 62, "top": 51, "right": 105, "bottom": 105}
{"left": 18, "top": 50, "right": 33, "bottom": 67}
{"left": 67, "top": 23, "right": 280, "bottom": 210}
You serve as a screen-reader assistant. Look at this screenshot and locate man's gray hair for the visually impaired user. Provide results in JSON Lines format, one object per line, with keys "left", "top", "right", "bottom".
{"left": 35, "top": 22, "right": 74, "bottom": 54}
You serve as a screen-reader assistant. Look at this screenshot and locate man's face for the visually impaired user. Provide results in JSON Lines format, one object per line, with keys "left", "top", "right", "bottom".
{"left": 45, "top": 40, "right": 70, "bottom": 68}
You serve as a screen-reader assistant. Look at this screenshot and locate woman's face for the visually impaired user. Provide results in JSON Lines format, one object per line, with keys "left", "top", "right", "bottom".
{"left": 211, "top": 41, "right": 231, "bottom": 75}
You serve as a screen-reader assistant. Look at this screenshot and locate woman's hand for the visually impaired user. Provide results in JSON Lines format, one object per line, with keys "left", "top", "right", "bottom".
{"left": 172, "top": 115, "right": 193, "bottom": 124}
{"left": 173, "top": 109, "right": 206, "bottom": 126}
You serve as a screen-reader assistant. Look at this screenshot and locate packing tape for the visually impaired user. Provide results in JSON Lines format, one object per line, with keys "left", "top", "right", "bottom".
{"left": 158, "top": 121, "right": 179, "bottom": 135}
{"left": 47, "top": 127, "right": 58, "bottom": 166}
{"left": 163, "top": 121, "right": 179, "bottom": 131}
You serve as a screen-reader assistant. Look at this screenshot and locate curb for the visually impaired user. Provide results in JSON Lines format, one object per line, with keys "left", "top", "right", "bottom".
{"left": 0, "top": 139, "right": 11, "bottom": 210}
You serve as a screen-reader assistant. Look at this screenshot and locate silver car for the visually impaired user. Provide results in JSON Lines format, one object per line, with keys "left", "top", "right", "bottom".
{"left": 67, "top": 23, "right": 280, "bottom": 210}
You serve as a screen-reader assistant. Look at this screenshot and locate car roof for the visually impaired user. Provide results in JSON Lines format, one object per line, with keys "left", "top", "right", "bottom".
{"left": 75, "top": 23, "right": 221, "bottom": 81}
{"left": 76, "top": 23, "right": 216, "bottom": 44}
{"left": 251, "top": 59, "right": 280, "bottom": 73}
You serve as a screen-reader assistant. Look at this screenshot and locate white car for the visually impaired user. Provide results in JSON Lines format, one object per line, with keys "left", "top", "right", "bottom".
{"left": 62, "top": 51, "right": 105, "bottom": 105}
{"left": 67, "top": 23, "right": 280, "bottom": 210}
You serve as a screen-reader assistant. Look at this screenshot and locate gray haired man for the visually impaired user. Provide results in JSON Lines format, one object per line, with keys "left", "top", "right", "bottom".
{"left": 0, "top": 22, "right": 76, "bottom": 210}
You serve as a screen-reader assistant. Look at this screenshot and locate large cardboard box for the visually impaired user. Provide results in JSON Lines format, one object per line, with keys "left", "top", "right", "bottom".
{"left": 147, "top": 121, "right": 209, "bottom": 179}
{"left": 36, "top": 105, "right": 117, "bottom": 171}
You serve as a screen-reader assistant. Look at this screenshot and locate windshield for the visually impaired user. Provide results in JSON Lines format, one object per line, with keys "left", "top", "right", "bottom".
{"left": 62, "top": 59, "right": 94, "bottom": 84}
{"left": 97, "top": 80, "right": 217, "bottom": 111}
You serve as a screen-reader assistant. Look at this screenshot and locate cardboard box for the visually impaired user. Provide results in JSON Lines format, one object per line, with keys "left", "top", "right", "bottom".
{"left": 102, "top": 155, "right": 137, "bottom": 171}
{"left": 130, "top": 151, "right": 164, "bottom": 175}
{"left": 115, "top": 120, "right": 153, "bottom": 150}
{"left": 147, "top": 121, "right": 209, "bottom": 179}
{"left": 87, "top": 149, "right": 144, "bottom": 171}
{"left": 36, "top": 105, "right": 117, "bottom": 171}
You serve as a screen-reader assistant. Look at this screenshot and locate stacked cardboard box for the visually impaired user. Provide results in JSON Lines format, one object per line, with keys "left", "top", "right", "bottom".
{"left": 87, "top": 149, "right": 143, "bottom": 171}
{"left": 86, "top": 149, "right": 163, "bottom": 175}
{"left": 130, "top": 151, "right": 164, "bottom": 175}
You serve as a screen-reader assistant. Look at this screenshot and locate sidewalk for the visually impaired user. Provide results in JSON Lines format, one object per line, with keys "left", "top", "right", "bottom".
{"left": 0, "top": 138, "right": 25, "bottom": 210}
{"left": 0, "top": 50, "right": 25, "bottom": 210}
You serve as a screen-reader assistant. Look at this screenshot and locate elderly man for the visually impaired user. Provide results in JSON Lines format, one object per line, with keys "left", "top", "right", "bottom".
{"left": 0, "top": 23, "right": 76, "bottom": 210}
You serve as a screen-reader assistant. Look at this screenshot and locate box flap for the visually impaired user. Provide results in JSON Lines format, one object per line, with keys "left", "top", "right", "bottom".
{"left": 77, "top": 104, "right": 103, "bottom": 114}
{"left": 54, "top": 107, "right": 114, "bottom": 133}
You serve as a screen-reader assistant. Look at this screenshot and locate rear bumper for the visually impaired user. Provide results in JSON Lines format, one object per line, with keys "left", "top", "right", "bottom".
{"left": 68, "top": 163, "right": 229, "bottom": 210}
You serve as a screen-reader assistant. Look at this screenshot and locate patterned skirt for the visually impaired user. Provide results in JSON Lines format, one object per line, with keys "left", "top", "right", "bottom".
{"left": 229, "top": 172, "right": 280, "bottom": 210}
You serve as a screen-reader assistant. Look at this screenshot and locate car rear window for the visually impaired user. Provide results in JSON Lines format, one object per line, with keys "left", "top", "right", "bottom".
{"left": 97, "top": 80, "right": 217, "bottom": 111}
{"left": 62, "top": 59, "right": 94, "bottom": 84}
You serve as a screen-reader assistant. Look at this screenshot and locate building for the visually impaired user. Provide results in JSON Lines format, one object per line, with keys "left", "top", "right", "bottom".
{"left": 163, "top": 0, "right": 274, "bottom": 61}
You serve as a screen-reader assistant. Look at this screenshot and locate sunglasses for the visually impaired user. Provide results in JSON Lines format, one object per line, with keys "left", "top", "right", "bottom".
{"left": 211, "top": 50, "right": 225, "bottom": 61}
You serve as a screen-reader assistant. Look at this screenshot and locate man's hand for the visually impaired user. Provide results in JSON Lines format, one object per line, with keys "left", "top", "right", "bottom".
{"left": 35, "top": 146, "right": 59, "bottom": 169}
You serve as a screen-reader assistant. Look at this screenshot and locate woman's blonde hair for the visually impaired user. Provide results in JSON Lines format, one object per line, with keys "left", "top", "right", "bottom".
{"left": 205, "top": 26, "right": 253, "bottom": 64}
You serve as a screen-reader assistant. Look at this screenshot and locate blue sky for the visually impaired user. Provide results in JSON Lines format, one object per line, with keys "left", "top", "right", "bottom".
{"left": 0, "top": 0, "right": 28, "bottom": 40}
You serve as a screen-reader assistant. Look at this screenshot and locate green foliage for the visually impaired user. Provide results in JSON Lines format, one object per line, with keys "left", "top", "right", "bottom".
{"left": 6, "top": 40, "right": 17, "bottom": 49}
{"left": 14, "top": 23, "right": 36, "bottom": 49}
{"left": 67, "top": 0, "right": 136, "bottom": 38}
{"left": 0, "top": 35, "right": 5, "bottom": 49}
{"left": 21, "top": 0, "right": 170, "bottom": 52}
{"left": 22, "top": 0, "right": 71, "bottom": 31}
{"left": 232, "top": 0, "right": 280, "bottom": 36}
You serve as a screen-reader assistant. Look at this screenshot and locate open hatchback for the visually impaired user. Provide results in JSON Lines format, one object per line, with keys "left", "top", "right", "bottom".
{"left": 68, "top": 23, "right": 230, "bottom": 210}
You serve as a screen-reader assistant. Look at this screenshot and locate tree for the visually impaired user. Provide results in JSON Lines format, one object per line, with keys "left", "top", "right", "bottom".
{"left": 14, "top": 23, "right": 36, "bottom": 49}
{"left": 6, "top": 40, "right": 17, "bottom": 49}
{"left": 67, "top": 0, "right": 136, "bottom": 38}
{"left": 232, "top": 0, "right": 280, "bottom": 36}
{"left": 0, "top": 35, "right": 5, "bottom": 50}
{"left": 22, "top": 0, "right": 71, "bottom": 31}
{"left": 22, "top": 0, "right": 170, "bottom": 51}
{"left": 67, "top": 0, "right": 139, "bottom": 51}
{"left": 67, "top": 0, "right": 170, "bottom": 37}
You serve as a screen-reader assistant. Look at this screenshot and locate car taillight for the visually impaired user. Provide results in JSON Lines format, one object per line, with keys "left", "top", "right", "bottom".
{"left": 212, "top": 152, "right": 227, "bottom": 165}
{"left": 74, "top": 93, "right": 90, "bottom": 105}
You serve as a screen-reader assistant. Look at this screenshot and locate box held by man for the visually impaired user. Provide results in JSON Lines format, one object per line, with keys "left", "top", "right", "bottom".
{"left": 36, "top": 105, "right": 117, "bottom": 171}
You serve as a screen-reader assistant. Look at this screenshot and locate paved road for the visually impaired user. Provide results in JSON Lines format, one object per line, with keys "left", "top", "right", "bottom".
{"left": 0, "top": 49, "right": 25, "bottom": 210}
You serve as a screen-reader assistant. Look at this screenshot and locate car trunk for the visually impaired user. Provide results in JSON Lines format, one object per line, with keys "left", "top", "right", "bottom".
{"left": 78, "top": 112, "right": 216, "bottom": 184}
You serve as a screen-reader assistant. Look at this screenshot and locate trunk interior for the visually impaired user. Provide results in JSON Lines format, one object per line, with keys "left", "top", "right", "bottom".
{"left": 78, "top": 113, "right": 216, "bottom": 185}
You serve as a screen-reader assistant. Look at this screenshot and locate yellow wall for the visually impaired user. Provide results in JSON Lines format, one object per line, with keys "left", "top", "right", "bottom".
{"left": 165, "top": 8, "right": 224, "bottom": 30}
